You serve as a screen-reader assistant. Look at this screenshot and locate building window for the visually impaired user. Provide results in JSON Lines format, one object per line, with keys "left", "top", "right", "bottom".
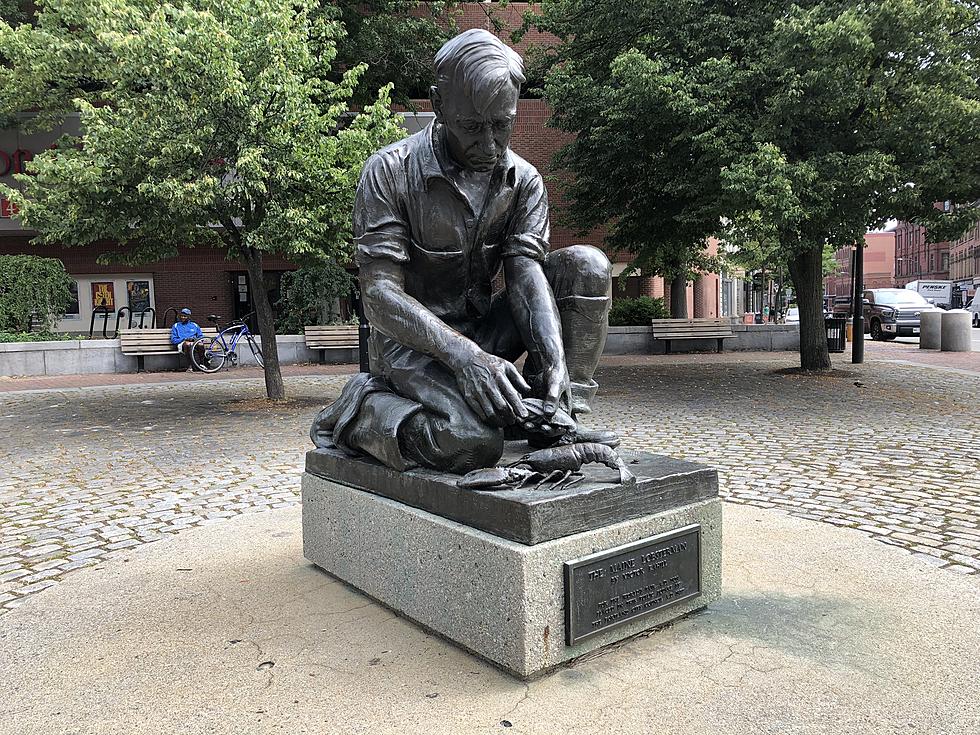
{"left": 942, "top": 253, "right": 949, "bottom": 271}
{"left": 400, "top": 112, "right": 435, "bottom": 136}
{"left": 64, "top": 281, "right": 80, "bottom": 319}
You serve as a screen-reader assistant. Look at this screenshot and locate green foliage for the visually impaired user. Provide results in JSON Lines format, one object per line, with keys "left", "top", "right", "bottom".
{"left": 0, "top": 254, "right": 74, "bottom": 332}
{"left": 0, "top": 330, "right": 75, "bottom": 343}
{"left": 822, "top": 246, "right": 843, "bottom": 278}
{"left": 0, "top": 0, "right": 405, "bottom": 264}
{"left": 276, "top": 260, "right": 353, "bottom": 334}
{"left": 524, "top": 0, "right": 980, "bottom": 368}
{"left": 0, "top": 0, "right": 27, "bottom": 25}
{"left": 0, "top": 0, "right": 406, "bottom": 397}
{"left": 608, "top": 297, "right": 668, "bottom": 326}
{"left": 321, "top": 1, "right": 459, "bottom": 106}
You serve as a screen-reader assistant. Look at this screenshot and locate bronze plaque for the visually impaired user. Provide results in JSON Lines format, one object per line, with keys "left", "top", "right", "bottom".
{"left": 564, "top": 525, "right": 701, "bottom": 645}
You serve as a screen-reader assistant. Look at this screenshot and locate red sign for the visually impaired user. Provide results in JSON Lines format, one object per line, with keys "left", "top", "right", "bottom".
{"left": 0, "top": 149, "right": 33, "bottom": 177}
{"left": 0, "top": 198, "right": 18, "bottom": 218}
{"left": 91, "top": 282, "right": 115, "bottom": 310}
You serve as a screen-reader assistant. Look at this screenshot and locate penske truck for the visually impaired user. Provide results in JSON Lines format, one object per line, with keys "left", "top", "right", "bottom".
{"left": 904, "top": 280, "right": 953, "bottom": 308}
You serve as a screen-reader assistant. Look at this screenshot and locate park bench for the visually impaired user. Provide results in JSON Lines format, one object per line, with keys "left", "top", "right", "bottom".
{"left": 304, "top": 325, "right": 360, "bottom": 364}
{"left": 650, "top": 318, "right": 735, "bottom": 354}
{"left": 119, "top": 328, "right": 217, "bottom": 372}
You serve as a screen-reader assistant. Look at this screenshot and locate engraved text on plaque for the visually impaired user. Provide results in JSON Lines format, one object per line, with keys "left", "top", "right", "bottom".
{"left": 564, "top": 525, "right": 701, "bottom": 645}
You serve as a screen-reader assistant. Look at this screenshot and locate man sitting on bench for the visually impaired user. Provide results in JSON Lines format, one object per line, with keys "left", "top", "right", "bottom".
{"left": 170, "top": 308, "right": 206, "bottom": 371}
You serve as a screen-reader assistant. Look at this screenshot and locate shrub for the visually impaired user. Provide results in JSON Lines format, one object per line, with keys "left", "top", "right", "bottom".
{"left": 0, "top": 331, "right": 75, "bottom": 343}
{"left": 0, "top": 255, "right": 74, "bottom": 332}
{"left": 275, "top": 260, "right": 353, "bottom": 334}
{"left": 608, "top": 297, "right": 668, "bottom": 326}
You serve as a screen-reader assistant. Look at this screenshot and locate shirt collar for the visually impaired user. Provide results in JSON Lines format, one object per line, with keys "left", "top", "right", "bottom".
{"left": 421, "top": 122, "right": 517, "bottom": 191}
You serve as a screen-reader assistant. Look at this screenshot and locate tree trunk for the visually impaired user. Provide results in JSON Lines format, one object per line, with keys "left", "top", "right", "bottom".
{"left": 788, "top": 244, "right": 832, "bottom": 371}
{"left": 242, "top": 246, "right": 286, "bottom": 400}
{"left": 669, "top": 275, "right": 688, "bottom": 318}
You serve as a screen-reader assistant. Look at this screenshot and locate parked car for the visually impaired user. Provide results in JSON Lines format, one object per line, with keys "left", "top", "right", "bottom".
{"left": 784, "top": 307, "right": 800, "bottom": 324}
{"left": 863, "top": 288, "right": 942, "bottom": 340}
{"left": 966, "top": 297, "right": 980, "bottom": 328}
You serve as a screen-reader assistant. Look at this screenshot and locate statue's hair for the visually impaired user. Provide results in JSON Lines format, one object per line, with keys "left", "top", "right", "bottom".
{"left": 434, "top": 29, "right": 525, "bottom": 114}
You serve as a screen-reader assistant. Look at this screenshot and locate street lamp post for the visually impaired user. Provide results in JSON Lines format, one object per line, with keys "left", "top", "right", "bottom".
{"left": 851, "top": 244, "right": 864, "bottom": 364}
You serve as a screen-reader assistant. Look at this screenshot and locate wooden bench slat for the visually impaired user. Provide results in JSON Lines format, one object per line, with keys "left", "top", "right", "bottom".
{"left": 304, "top": 325, "right": 360, "bottom": 363}
{"left": 119, "top": 328, "right": 216, "bottom": 355}
{"left": 650, "top": 318, "right": 735, "bottom": 354}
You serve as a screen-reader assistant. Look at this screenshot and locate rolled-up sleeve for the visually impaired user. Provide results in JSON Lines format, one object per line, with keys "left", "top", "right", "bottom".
{"left": 503, "top": 172, "right": 550, "bottom": 262}
{"left": 354, "top": 154, "right": 410, "bottom": 265}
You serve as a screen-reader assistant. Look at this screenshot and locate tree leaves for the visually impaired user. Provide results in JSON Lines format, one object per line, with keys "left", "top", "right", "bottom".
{"left": 0, "top": 0, "right": 405, "bottom": 266}
{"left": 528, "top": 0, "right": 980, "bottom": 264}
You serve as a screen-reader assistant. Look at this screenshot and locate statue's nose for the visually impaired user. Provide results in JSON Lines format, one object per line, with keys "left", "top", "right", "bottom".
{"left": 481, "top": 127, "right": 496, "bottom": 155}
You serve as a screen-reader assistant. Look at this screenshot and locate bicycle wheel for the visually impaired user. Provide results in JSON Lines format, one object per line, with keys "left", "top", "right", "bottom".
{"left": 191, "top": 336, "right": 227, "bottom": 373}
{"left": 246, "top": 335, "right": 264, "bottom": 368}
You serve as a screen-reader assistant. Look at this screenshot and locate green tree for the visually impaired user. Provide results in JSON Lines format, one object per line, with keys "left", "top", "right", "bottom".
{"left": 0, "top": 0, "right": 404, "bottom": 399}
{"left": 524, "top": 0, "right": 980, "bottom": 369}
{"left": 276, "top": 259, "right": 353, "bottom": 334}
{"left": 323, "top": 1, "right": 459, "bottom": 106}
{"left": 0, "top": 1, "right": 27, "bottom": 25}
{"left": 0, "top": 254, "right": 73, "bottom": 332}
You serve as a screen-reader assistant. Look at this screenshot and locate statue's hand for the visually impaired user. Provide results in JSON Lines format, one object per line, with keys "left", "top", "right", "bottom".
{"left": 452, "top": 348, "right": 531, "bottom": 427}
{"left": 540, "top": 362, "right": 572, "bottom": 418}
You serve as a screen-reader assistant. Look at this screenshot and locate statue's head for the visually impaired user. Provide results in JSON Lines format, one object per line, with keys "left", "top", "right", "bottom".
{"left": 430, "top": 29, "right": 525, "bottom": 172}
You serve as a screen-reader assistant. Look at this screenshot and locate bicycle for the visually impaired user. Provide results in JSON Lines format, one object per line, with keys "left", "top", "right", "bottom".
{"left": 190, "top": 313, "right": 264, "bottom": 373}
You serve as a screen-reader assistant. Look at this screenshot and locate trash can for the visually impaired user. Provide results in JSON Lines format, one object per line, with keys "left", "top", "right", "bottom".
{"left": 825, "top": 317, "right": 847, "bottom": 353}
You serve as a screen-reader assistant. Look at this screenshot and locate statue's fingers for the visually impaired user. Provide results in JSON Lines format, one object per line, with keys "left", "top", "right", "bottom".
{"left": 505, "top": 363, "right": 532, "bottom": 394}
{"left": 485, "top": 382, "right": 515, "bottom": 426}
{"left": 497, "top": 373, "right": 528, "bottom": 419}
{"left": 463, "top": 385, "right": 490, "bottom": 422}
{"left": 473, "top": 386, "right": 498, "bottom": 425}
{"left": 542, "top": 378, "right": 563, "bottom": 416}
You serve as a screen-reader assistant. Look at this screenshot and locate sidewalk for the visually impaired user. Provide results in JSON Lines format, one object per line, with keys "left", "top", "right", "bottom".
{"left": 1, "top": 504, "right": 977, "bottom": 734}
{"left": 863, "top": 339, "right": 980, "bottom": 374}
{"left": 2, "top": 345, "right": 976, "bottom": 394}
{"left": 0, "top": 362, "right": 357, "bottom": 393}
{"left": 0, "top": 351, "right": 812, "bottom": 394}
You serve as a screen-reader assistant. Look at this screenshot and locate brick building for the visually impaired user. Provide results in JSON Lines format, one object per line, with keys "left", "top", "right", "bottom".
{"left": 1, "top": 3, "right": 730, "bottom": 333}
{"left": 824, "top": 230, "right": 897, "bottom": 300}
{"left": 894, "top": 219, "right": 950, "bottom": 288}
{"left": 948, "top": 217, "right": 980, "bottom": 305}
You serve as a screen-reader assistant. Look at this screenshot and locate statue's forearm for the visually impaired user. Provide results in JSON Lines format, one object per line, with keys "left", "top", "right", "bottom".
{"left": 362, "top": 266, "right": 479, "bottom": 370}
{"left": 505, "top": 256, "right": 565, "bottom": 370}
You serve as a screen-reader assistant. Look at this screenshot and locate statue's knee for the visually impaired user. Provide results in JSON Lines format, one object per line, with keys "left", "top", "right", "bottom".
{"left": 445, "top": 416, "right": 503, "bottom": 473}
{"left": 547, "top": 244, "right": 612, "bottom": 299}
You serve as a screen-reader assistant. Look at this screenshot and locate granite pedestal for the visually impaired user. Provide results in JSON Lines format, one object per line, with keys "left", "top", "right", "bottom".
{"left": 302, "top": 444, "right": 722, "bottom": 679}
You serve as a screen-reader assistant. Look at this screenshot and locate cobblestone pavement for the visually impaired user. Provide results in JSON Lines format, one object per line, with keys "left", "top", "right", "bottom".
{"left": 1, "top": 353, "right": 978, "bottom": 614}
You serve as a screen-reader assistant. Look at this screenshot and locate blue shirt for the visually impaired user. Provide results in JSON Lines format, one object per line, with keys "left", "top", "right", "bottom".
{"left": 170, "top": 320, "right": 203, "bottom": 344}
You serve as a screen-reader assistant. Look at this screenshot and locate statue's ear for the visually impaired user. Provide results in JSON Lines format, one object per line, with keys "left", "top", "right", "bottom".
{"left": 430, "top": 86, "right": 443, "bottom": 122}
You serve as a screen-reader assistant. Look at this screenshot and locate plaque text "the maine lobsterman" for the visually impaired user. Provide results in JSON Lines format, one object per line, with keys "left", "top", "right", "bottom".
{"left": 563, "top": 525, "right": 701, "bottom": 645}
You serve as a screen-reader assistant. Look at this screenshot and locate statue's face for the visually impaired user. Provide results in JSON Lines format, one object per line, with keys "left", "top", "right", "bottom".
{"left": 435, "top": 81, "right": 519, "bottom": 172}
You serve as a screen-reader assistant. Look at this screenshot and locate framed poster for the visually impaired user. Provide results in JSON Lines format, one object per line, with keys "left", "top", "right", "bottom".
{"left": 91, "top": 281, "right": 115, "bottom": 312}
{"left": 127, "top": 280, "right": 151, "bottom": 312}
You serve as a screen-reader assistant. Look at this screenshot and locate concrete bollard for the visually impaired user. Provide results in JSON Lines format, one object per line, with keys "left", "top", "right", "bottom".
{"left": 919, "top": 311, "right": 942, "bottom": 349}
{"left": 940, "top": 309, "right": 973, "bottom": 352}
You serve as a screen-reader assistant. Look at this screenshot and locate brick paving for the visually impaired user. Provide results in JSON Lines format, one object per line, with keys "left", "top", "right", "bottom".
{"left": 1, "top": 353, "right": 977, "bottom": 614}
{"left": 0, "top": 362, "right": 356, "bottom": 393}
{"left": 864, "top": 337, "right": 980, "bottom": 374}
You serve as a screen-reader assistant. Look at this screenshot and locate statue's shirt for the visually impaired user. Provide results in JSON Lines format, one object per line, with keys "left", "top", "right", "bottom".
{"left": 354, "top": 124, "right": 550, "bottom": 337}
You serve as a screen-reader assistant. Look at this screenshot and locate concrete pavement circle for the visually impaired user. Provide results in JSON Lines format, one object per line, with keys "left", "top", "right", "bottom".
{"left": 1, "top": 504, "right": 978, "bottom": 735}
